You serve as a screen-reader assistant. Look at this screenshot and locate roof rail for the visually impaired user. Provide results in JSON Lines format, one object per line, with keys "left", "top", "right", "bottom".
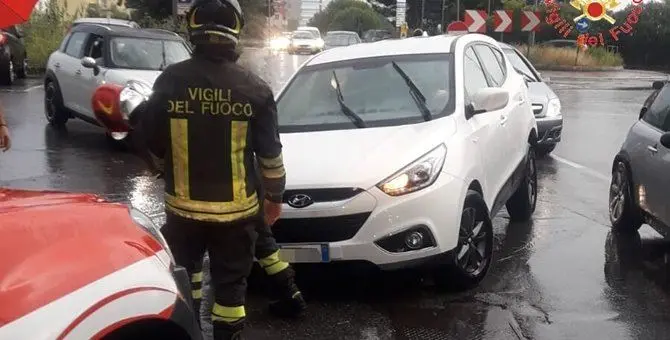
{"left": 77, "top": 23, "right": 112, "bottom": 31}
{"left": 143, "top": 28, "right": 180, "bottom": 37}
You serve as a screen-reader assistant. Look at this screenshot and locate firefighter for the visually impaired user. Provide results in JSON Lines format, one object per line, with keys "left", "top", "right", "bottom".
{"left": 133, "top": 0, "right": 302, "bottom": 337}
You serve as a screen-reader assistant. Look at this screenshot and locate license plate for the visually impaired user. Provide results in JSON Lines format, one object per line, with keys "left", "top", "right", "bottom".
{"left": 278, "top": 244, "right": 330, "bottom": 263}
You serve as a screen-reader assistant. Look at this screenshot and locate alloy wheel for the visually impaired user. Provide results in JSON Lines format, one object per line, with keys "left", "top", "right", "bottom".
{"left": 456, "top": 207, "right": 489, "bottom": 276}
{"left": 527, "top": 152, "right": 537, "bottom": 208}
{"left": 44, "top": 84, "right": 56, "bottom": 120}
{"left": 609, "top": 163, "right": 626, "bottom": 222}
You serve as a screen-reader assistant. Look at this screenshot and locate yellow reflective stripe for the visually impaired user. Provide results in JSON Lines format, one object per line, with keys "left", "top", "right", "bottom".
{"left": 166, "top": 202, "right": 259, "bottom": 223}
{"left": 170, "top": 119, "right": 190, "bottom": 198}
{"left": 260, "top": 166, "right": 286, "bottom": 179}
{"left": 231, "top": 121, "right": 248, "bottom": 203}
{"left": 192, "top": 289, "right": 202, "bottom": 299}
{"left": 212, "top": 304, "right": 245, "bottom": 321}
{"left": 191, "top": 272, "right": 203, "bottom": 283}
{"left": 212, "top": 315, "right": 243, "bottom": 323}
{"left": 258, "top": 154, "right": 284, "bottom": 169}
{"left": 165, "top": 192, "right": 258, "bottom": 214}
{"left": 259, "top": 251, "right": 289, "bottom": 275}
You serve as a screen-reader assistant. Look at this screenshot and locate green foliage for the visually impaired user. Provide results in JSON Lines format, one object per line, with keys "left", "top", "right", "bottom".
{"left": 519, "top": 44, "right": 623, "bottom": 68}
{"left": 22, "top": 0, "right": 74, "bottom": 71}
{"left": 125, "top": 0, "right": 172, "bottom": 20}
{"left": 85, "top": 3, "right": 131, "bottom": 20}
{"left": 308, "top": 0, "right": 392, "bottom": 34}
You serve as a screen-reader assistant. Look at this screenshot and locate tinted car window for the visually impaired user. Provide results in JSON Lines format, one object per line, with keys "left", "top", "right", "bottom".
{"left": 463, "top": 47, "right": 489, "bottom": 97}
{"left": 64, "top": 32, "right": 88, "bottom": 58}
{"left": 109, "top": 37, "right": 190, "bottom": 70}
{"left": 503, "top": 48, "right": 538, "bottom": 81}
{"left": 643, "top": 86, "right": 670, "bottom": 131}
{"left": 474, "top": 45, "right": 506, "bottom": 87}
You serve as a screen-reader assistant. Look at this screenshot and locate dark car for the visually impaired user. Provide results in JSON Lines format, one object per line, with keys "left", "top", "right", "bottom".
{"left": 324, "top": 31, "right": 361, "bottom": 50}
{"left": 363, "top": 29, "right": 392, "bottom": 42}
{"left": 0, "top": 25, "right": 28, "bottom": 85}
{"left": 609, "top": 80, "right": 670, "bottom": 237}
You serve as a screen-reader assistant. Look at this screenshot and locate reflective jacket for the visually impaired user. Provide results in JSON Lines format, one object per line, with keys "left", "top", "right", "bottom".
{"left": 139, "top": 53, "right": 286, "bottom": 223}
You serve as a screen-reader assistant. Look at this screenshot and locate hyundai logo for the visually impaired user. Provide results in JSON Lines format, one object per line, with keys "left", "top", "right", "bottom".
{"left": 287, "top": 194, "right": 313, "bottom": 208}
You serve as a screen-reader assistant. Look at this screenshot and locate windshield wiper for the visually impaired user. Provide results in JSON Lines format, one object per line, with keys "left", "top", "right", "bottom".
{"left": 159, "top": 42, "right": 167, "bottom": 71}
{"left": 391, "top": 61, "right": 431, "bottom": 121}
{"left": 514, "top": 67, "right": 536, "bottom": 82}
{"left": 331, "top": 71, "right": 366, "bottom": 128}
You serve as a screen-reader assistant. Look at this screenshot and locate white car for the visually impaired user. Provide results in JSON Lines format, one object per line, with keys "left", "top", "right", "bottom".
{"left": 43, "top": 23, "right": 191, "bottom": 141}
{"left": 287, "top": 30, "right": 324, "bottom": 55}
{"left": 273, "top": 33, "right": 538, "bottom": 289}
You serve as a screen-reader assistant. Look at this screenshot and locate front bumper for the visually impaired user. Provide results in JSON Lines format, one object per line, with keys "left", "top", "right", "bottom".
{"left": 289, "top": 45, "right": 321, "bottom": 54}
{"left": 536, "top": 116, "right": 563, "bottom": 145}
{"left": 275, "top": 172, "right": 467, "bottom": 270}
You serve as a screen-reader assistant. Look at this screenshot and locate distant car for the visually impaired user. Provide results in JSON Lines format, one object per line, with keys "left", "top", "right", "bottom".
{"left": 609, "top": 80, "right": 670, "bottom": 236}
{"left": 499, "top": 42, "right": 562, "bottom": 156}
{"left": 273, "top": 33, "right": 537, "bottom": 290}
{"left": 287, "top": 30, "right": 324, "bottom": 54}
{"left": 539, "top": 39, "right": 585, "bottom": 50}
{"left": 363, "top": 29, "right": 392, "bottom": 42}
{"left": 0, "top": 26, "right": 28, "bottom": 85}
{"left": 296, "top": 26, "right": 322, "bottom": 39}
{"left": 324, "top": 31, "right": 361, "bottom": 50}
{"left": 44, "top": 24, "right": 192, "bottom": 142}
{"left": 0, "top": 188, "right": 201, "bottom": 339}
{"left": 70, "top": 17, "right": 141, "bottom": 30}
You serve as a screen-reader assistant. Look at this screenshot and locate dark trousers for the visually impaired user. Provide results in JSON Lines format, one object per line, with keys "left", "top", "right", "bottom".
{"left": 162, "top": 211, "right": 258, "bottom": 327}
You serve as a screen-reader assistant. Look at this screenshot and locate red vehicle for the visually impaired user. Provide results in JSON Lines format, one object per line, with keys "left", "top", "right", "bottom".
{"left": 0, "top": 188, "right": 201, "bottom": 339}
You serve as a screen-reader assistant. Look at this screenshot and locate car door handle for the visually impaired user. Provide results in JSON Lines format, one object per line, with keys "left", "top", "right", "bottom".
{"left": 75, "top": 69, "right": 82, "bottom": 75}
{"left": 54, "top": 63, "right": 60, "bottom": 68}
{"left": 500, "top": 115, "right": 508, "bottom": 125}
{"left": 647, "top": 145, "right": 658, "bottom": 153}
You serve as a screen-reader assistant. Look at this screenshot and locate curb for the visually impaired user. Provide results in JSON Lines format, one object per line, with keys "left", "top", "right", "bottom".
{"left": 535, "top": 65, "right": 624, "bottom": 71}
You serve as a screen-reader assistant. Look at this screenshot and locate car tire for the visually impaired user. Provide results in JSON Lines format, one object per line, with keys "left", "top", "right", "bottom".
{"left": 15, "top": 60, "right": 27, "bottom": 79}
{"left": 44, "top": 80, "right": 69, "bottom": 127}
{"left": 609, "top": 160, "right": 642, "bottom": 232}
{"left": 506, "top": 146, "right": 538, "bottom": 222}
{"left": 433, "top": 190, "right": 493, "bottom": 291}
{"left": 536, "top": 144, "right": 556, "bottom": 157}
{"left": 0, "top": 59, "right": 14, "bottom": 86}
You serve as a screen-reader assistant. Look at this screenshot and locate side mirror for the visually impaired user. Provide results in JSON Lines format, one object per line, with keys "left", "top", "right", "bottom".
{"left": 653, "top": 81, "right": 664, "bottom": 90}
{"left": 81, "top": 57, "right": 100, "bottom": 75}
{"left": 661, "top": 132, "right": 670, "bottom": 149}
{"left": 639, "top": 107, "right": 647, "bottom": 120}
{"left": 468, "top": 88, "right": 510, "bottom": 117}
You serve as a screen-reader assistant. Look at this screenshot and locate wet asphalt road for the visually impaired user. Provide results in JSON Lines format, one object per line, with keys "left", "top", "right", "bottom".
{"left": 2, "top": 48, "right": 670, "bottom": 340}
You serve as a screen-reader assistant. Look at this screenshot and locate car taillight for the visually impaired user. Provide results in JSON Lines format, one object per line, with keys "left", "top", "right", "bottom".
{"left": 0, "top": 34, "right": 6, "bottom": 45}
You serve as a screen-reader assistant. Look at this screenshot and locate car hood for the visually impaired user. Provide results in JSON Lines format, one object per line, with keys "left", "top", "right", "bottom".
{"left": 0, "top": 188, "right": 103, "bottom": 212}
{"left": 527, "top": 81, "right": 557, "bottom": 105}
{"left": 104, "top": 69, "right": 162, "bottom": 87}
{"left": 281, "top": 118, "right": 456, "bottom": 189}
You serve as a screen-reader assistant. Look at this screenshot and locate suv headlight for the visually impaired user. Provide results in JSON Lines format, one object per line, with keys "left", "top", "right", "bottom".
{"left": 545, "top": 98, "right": 561, "bottom": 117}
{"left": 377, "top": 144, "right": 447, "bottom": 196}
{"left": 129, "top": 207, "right": 175, "bottom": 266}
{"left": 316, "top": 38, "right": 324, "bottom": 48}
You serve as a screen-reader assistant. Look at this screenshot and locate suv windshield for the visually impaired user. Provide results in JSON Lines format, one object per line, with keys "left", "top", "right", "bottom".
{"left": 109, "top": 37, "right": 190, "bottom": 70}
{"left": 277, "top": 54, "right": 454, "bottom": 132}
{"left": 326, "top": 34, "right": 354, "bottom": 46}
{"left": 293, "top": 31, "right": 314, "bottom": 39}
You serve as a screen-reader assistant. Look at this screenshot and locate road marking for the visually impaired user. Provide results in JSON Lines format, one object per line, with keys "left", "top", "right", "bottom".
{"left": 549, "top": 154, "right": 611, "bottom": 182}
{"left": 0, "top": 84, "right": 43, "bottom": 93}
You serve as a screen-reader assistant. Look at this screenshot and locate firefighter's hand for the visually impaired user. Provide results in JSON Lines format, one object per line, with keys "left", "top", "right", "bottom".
{"left": 264, "top": 199, "right": 282, "bottom": 226}
{"left": 0, "top": 125, "right": 10, "bottom": 152}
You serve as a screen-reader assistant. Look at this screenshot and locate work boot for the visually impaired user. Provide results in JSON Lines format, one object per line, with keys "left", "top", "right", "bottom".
{"left": 213, "top": 318, "right": 245, "bottom": 340}
{"left": 267, "top": 267, "right": 307, "bottom": 318}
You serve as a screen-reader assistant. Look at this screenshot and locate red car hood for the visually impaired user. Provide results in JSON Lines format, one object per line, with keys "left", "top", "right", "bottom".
{"left": 0, "top": 188, "right": 163, "bottom": 326}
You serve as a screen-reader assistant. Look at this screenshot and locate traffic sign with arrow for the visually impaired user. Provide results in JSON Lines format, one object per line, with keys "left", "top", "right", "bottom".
{"left": 521, "top": 11, "right": 542, "bottom": 32}
{"left": 493, "top": 10, "right": 513, "bottom": 32}
{"left": 464, "top": 10, "right": 487, "bottom": 33}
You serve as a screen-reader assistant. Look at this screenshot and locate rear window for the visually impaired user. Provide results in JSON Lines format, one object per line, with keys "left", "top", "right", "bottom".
{"left": 325, "top": 34, "right": 354, "bottom": 45}
{"left": 277, "top": 54, "right": 454, "bottom": 133}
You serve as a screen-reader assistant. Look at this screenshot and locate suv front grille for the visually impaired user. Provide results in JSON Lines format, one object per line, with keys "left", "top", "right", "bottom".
{"left": 272, "top": 212, "right": 371, "bottom": 243}
{"left": 282, "top": 187, "right": 363, "bottom": 203}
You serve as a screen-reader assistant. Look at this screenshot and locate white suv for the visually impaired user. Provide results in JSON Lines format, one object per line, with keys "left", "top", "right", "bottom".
{"left": 43, "top": 23, "right": 191, "bottom": 140}
{"left": 273, "top": 33, "right": 538, "bottom": 290}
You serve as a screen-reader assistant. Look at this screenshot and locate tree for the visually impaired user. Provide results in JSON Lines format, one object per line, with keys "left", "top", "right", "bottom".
{"left": 308, "top": 0, "right": 392, "bottom": 33}
{"left": 85, "top": 3, "right": 131, "bottom": 19}
{"left": 125, "top": 0, "right": 172, "bottom": 20}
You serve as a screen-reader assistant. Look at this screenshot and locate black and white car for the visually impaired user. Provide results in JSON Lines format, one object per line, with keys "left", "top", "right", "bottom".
{"left": 44, "top": 24, "right": 191, "bottom": 140}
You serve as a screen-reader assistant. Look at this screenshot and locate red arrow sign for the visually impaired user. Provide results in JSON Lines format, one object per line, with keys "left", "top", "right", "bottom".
{"left": 464, "top": 10, "right": 487, "bottom": 33}
{"left": 447, "top": 21, "right": 469, "bottom": 34}
{"left": 493, "top": 10, "right": 513, "bottom": 33}
{"left": 521, "top": 11, "right": 541, "bottom": 32}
